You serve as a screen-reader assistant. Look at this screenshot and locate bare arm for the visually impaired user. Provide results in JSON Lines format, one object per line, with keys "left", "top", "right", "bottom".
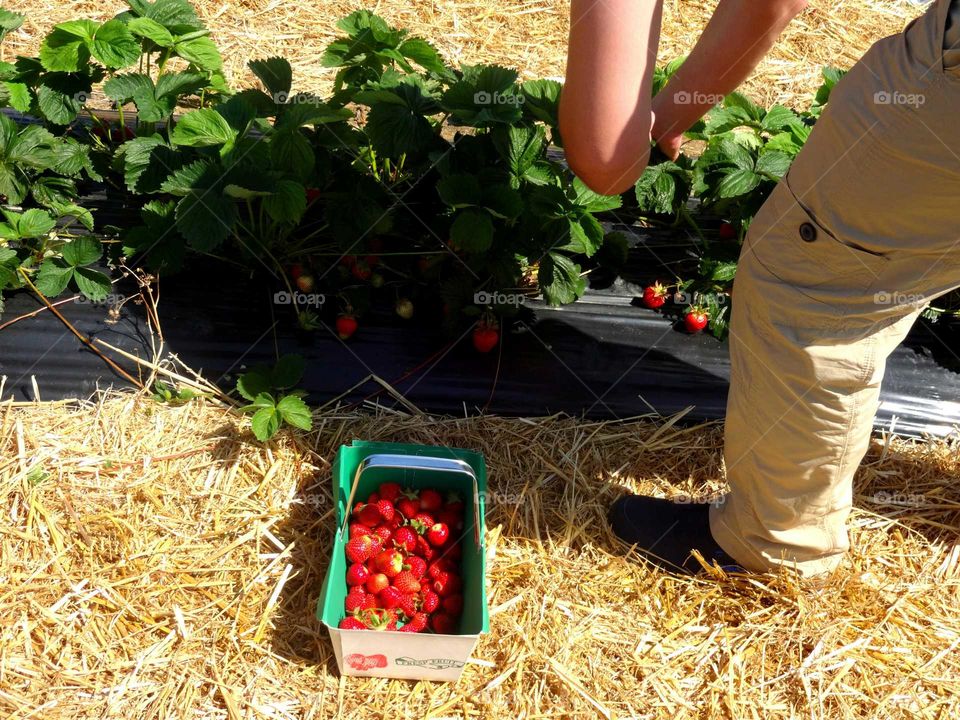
{"left": 559, "top": 0, "right": 664, "bottom": 196}
{"left": 652, "top": 0, "right": 808, "bottom": 158}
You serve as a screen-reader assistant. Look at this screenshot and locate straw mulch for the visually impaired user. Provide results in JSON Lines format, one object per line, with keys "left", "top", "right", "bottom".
{"left": 4, "top": 0, "right": 916, "bottom": 108}
{"left": 2, "top": 391, "right": 960, "bottom": 719}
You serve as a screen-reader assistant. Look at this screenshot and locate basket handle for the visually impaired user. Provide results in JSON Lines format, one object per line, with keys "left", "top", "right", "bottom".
{"left": 341, "top": 454, "right": 482, "bottom": 548}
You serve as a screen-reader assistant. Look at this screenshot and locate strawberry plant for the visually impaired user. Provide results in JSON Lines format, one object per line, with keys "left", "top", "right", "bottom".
{"left": 236, "top": 354, "right": 313, "bottom": 441}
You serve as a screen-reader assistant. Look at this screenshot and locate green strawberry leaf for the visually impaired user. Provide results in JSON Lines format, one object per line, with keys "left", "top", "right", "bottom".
{"left": 270, "top": 354, "right": 305, "bottom": 389}
{"left": 17, "top": 209, "right": 57, "bottom": 238}
{"left": 2, "top": 81, "right": 30, "bottom": 112}
{"left": 276, "top": 394, "right": 312, "bottom": 431}
{"left": 174, "top": 35, "right": 222, "bottom": 72}
{"left": 263, "top": 179, "right": 307, "bottom": 223}
{"left": 270, "top": 129, "right": 314, "bottom": 181}
{"left": 716, "top": 168, "right": 762, "bottom": 199}
{"left": 175, "top": 189, "right": 236, "bottom": 251}
{"left": 39, "top": 21, "right": 97, "bottom": 72}
{"left": 248, "top": 57, "right": 292, "bottom": 98}
{"left": 91, "top": 19, "right": 140, "bottom": 69}
{"left": 73, "top": 266, "right": 111, "bottom": 301}
{"left": 236, "top": 369, "right": 272, "bottom": 401}
{"left": 127, "top": 17, "right": 174, "bottom": 47}
{"left": 170, "top": 108, "right": 237, "bottom": 151}
{"left": 0, "top": 8, "right": 25, "bottom": 44}
{"left": 539, "top": 251, "right": 586, "bottom": 306}
{"left": 437, "top": 173, "right": 481, "bottom": 208}
{"left": 34, "top": 258, "right": 74, "bottom": 297}
{"left": 61, "top": 236, "right": 102, "bottom": 266}
{"left": 250, "top": 405, "right": 281, "bottom": 441}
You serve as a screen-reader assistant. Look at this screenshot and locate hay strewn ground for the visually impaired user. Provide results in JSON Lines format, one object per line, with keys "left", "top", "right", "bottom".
{"left": 2, "top": 392, "right": 959, "bottom": 719}
{"left": 3, "top": 0, "right": 917, "bottom": 108}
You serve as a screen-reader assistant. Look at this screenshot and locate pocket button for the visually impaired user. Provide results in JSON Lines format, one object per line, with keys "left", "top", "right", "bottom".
{"left": 799, "top": 222, "right": 817, "bottom": 243}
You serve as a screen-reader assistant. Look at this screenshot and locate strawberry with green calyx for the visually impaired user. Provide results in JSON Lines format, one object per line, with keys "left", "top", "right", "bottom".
{"left": 684, "top": 306, "right": 709, "bottom": 334}
{"left": 397, "top": 496, "right": 420, "bottom": 520}
{"left": 426, "top": 522, "right": 450, "bottom": 547}
{"left": 346, "top": 563, "right": 370, "bottom": 586}
{"left": 406, "top": 555, "right": 427, "bottom": 579}
{"left": 339, "top": 616, "right": 368, "bottom": 630}
{"left": 412, "top": 511, "right": 435, "bottom": 529}
{"left": 393, "top": 526, "right": 417, "bottom": 553}
{"left": 398, "top": 612, "right": 429, "bottom": 633}
{"left": 345, "top": 534, "right": 381, "bottom": 563}
{"left": 641, "top": 281, "right": 668, "bottom": 310}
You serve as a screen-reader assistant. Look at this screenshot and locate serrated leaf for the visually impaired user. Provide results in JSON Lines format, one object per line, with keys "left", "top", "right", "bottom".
{"left": 363, "top": 94, "right": 435, "bottom": 157}
{"left": 570, "top": 177, "right": 622, "bottom": 212}
{"left": 2, "top": 81, "right": 30, "bottom": 112}
{"left": 482, "top": 184, "right": 523, "bottom": 219}
{"left": 520, "top": 78, "right": 562, "bottom": 126}
{"left": 397, "top": 37, "right": 447, "bottom": 75}
{"left": 716, "top": 168, "right": 761, "bottom": 199}
{"left": 91, "top": 19, "right": 140, "bottom": 69}
{"left": 493, "top": 125, "right": 544, "bottom": 187}
{"left": 755, "top": 150, "right": 793, "bottom": 179}
{"left": 121, "top": 135, "right": 181, "bottom": 193}
{"left": 174, "top": 35, "right": 222, "bottom": 72}
{"left": 170, "top": 108, "right": 236, "bottom": 150}
{"left": 277, "top": 394, "right": 312, "bottom": 431}
{"left": 39, "top": 22, "right": 96, "bottom": 72}
{"left": 250, "top": 405, "right": 281, "bottom": 441}
{"left": 175, "top": 190, "right": 236, "bottom": 251}
{"left": 236, "top": 369, "right": 272, "bottom": 400}
{"left": 159, "top": 159, "right": 216, "bottom": 196}
{"left": 61, "top": 235, "right": 102, "bottom": 266}
{"left": 703, "top": 105, "right": 752, "bottom": 135}
{"left": 36, "top": 78, "right": 87, "bottom": 124}
{"left": 248, "top": 57, "right": 292, "bottom": 98}
{"left": 73, "top": 266, "right": 111, "bottom": 300}
{"left": 720, "top": 138, "right": 757, "bottom": 171}
{"left": 128, "top": 0, "right": 204, "bottom": 34}
{"left": 17, "top": 209, "right": 56, "bottom": 238}
{"left": 263, "top": 179, "right": 306, "bottom": 223}
{"left": 723, "top": 91, "right": 764, "bottom": 122}
{"left": 539, "top": 251, "right": 585, "bottom": 306}
{"left": 269, "top": 129, "right": 314, "bottom": 181}
{"left": 761, "top": 105, "right": 802, "bottom": 134}
{"left": 0, "top": 8, "right": 25, "bottom": 44}
{"left": 127, "top": 17, "right": 174, "bottom": 46}
{"left": 34, "top": 258, "right": 74, "bottom": 297}
{"left": 450, "top": 209, "right": 493, "bottom": 253}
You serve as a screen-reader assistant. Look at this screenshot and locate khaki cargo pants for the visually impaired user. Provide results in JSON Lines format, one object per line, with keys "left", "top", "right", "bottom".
{"left": 710, "top": 0, "right": 960, "bottom": 576}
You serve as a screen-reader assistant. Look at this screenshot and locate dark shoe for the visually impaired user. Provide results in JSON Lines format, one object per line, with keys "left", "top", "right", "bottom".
{"left": 608, "top": 495, "right": 742, "bottom": 574}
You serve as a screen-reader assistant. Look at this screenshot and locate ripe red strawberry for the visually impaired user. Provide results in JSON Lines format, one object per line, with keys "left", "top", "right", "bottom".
{"left": 296, "top": 274, "right": 315, "bottom": 293}
{"left": 376, "top": 500, "right": 395, "bottom": 523}
{"left": 397, "top": 497, "right": 420, "bottom": 520}
{"left": 430, "top": 613, "right": 458, "bottom": 634}
{"left": 398, "top": 592, "right": 419, "bottom": 617}
{"left": 420, "top": 579, "right": 433, "bottom": 593}
{"left": 426, "top": 522, "right": 450, "bottom": 547}
{"left": 399, "top": 612, "right": 429, "bottom": 633}
{"left": 339, "top": 616, "right": 368, "bottom": 630}
{"left": 336, "top": 314, "right": 358, "bottom": 340}
{"left": 443, "top": 594, "right": 464, "bottom": 616}
{"left": 473, "top": 325, "right": 499, "bottom": 353}
{"left": 642, "top": 282, "right": 668, "bottom": 310}
{"left": 305, "top": 187, "right": 322, "bottom": 204}
{"left": 415, "top": 535, "right": 436, "bottom": 561}
{"left": 372, "top": 525, "right": 393, "bottom": 544}
{"left": 413, "top": 512, "right": 435, "bottom": 528}
{"left": 345, "top": 562, "right": 370, "bottom": 586}
{"left": 393, "top": 570, "right": 421, "bottom": 595}
{"left": 406, "top": 556, "right": 427, "bottom": 579}
{"left": 684, "top": 308, "right": 709, "bottom": 334}
{"left": 365, "top": 572, "right": 389, "bottom": 594}
{"left": 421, "top": 590, "right": 440, "bottom": 613}
{"left": 372, "top": 549, "right": 404, "bottom": 578}
{"left": 348, "top": 522, "right": 372, "bottom": 539}
{"left": 289, "top": 263, "right": 304, "bottom": 280}
{"left": 393, "top": 526, "right": 417, "bottom": 553}
{"left": 419, "top": 489, "right": 444, "bottom": 512}
{"left": 345, "top": 587, "right": 367, "bottom": 613}
{"left": 361, "top": 594, "right": 378, "bottom": 611}
{"left": 379, "top": 586, "right": 404, "bottom": 610}
{"left": 378, "top": 483, "right": 403, "bottom": 502}
{"left": 345, "top": 535, "right": 380, "bottom": 563}
{"left": 354, "top": 503, "right": 381, "bottom": 527}
{"left": 432, "top": 572, "right": 462, "bottom": 597}
{"left": 719, "top": 221, "right": 737, "bottom": 240}
{"left": 367, "top": 492, "right": 380, "bottom": 503}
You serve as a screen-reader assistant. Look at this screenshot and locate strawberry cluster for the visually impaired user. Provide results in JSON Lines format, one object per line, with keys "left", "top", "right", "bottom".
{"left": 338, "top": 483, "right": 465, "bottom": 634}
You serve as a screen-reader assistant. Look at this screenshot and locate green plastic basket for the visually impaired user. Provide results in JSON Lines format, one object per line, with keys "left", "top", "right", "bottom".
{"left": 317, "top": 441, "right": 489, "bottom": 680}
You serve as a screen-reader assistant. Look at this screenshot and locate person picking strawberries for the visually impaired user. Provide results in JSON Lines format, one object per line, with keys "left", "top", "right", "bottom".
{"left": 560, "top": 0, "right": 960, "bottom": 576}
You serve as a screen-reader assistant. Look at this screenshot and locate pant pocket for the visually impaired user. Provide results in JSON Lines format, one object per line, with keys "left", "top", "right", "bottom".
{"left": 743, "top": 174, "right": 891, "bottom": 311}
